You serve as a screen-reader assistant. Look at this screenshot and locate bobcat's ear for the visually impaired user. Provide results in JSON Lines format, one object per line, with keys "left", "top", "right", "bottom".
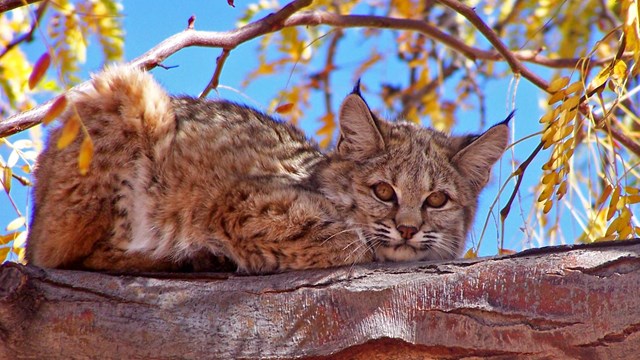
{"left": 452, "top": 112, "right": 512, "bottom": 191}
{"left": 336, "top": 92, "right": 385, "bottom": 159}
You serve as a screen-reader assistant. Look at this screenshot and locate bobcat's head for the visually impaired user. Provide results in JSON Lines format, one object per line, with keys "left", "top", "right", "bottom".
{"left": 320, "top": 86, "right": 511, "bottom": 262}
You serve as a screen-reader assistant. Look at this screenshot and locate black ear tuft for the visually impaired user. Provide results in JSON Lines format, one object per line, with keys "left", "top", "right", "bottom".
{"left": 493, "top": 110, "right": 515, "bottom": 128}
{"left": 350, "top": 79, "right": 372, "bottom": 110}
{"left": 351, "top": 79, "right": 362, "bottom": 96}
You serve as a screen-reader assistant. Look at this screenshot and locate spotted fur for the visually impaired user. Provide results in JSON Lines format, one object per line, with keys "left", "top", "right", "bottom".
{"left": 26, "top": 66, "right": 509, "bottom": 274}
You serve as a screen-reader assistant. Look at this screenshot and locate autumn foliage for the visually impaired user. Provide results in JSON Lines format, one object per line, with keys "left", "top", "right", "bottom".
{"left": 1, "top": 0, "right": 640, "bottom": 263}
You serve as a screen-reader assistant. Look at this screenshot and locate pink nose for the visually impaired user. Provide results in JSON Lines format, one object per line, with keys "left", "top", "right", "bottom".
{"left": 397, "top": 225, "right": 418, "bottom": 240}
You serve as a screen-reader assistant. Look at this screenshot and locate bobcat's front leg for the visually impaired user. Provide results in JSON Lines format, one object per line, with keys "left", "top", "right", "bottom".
{"left": 209, "top": 186, "right": 373, "bottom": 274}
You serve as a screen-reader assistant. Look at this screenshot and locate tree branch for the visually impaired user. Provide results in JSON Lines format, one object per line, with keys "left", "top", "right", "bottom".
{"left": 200, "top": 48, "right": 230, "bottom": 98}
{"left": 0, "top": 0, "right": 41, "bottom": 13}
{"left": 435, "top": 0, "right": 548, "bottom": 90}
{"left": 3, "top": 240, "right": 640, "bottom": 358}
{"left": 0, "top": 2, "right": 628, "bottom": 138}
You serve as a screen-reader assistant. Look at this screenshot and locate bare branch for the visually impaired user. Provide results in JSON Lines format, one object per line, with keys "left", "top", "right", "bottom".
{"left": 435, "top": 0, "right": 548, "bottom": 90}
{"left": 0, "top": 1, "right": 627, "bottom": 138}
{"left": 321, "top": 30, "right": 343, "bottom": 116}
{"left": 200, "top": 48, "right": 230, "bottom": 98}
{"left": 0, "top": 0, "right": 314, "bottom": 137}
{"left": 0, "top": 0, "right": 41, "bottom": 13}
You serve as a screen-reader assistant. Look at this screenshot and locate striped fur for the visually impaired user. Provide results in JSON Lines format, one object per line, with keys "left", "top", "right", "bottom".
{"left": 26, "top": 66, "right": 509, "bottom": 274}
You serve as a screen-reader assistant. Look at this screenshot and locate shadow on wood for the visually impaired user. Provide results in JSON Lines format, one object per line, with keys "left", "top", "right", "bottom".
{"left": 2, "top": 240, "right": 640, "bottom": 359}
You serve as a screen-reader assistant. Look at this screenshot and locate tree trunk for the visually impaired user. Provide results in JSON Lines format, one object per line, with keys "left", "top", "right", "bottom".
{"left": 2, "top": 240, "right": 640, "bottom": 359}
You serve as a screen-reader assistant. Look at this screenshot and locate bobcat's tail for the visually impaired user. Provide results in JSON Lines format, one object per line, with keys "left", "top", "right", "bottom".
{"left": 81, "top": 65, "right": 175, "bottom": 144}
{"left": 26, "top": 66, "right": 175, "bottom": 270}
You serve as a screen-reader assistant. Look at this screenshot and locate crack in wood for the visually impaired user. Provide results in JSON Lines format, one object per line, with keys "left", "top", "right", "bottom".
{"left": 567, "top": 256, "right": 640, "bottom": 278}
{"left": 577, "top": 322, "right": 640, "bottom": 348}
{"left": 34, "top": 276, "right": 155, "bottom": 307}
{"left": 439, "top": 307, "right": 582, "bottom": 331}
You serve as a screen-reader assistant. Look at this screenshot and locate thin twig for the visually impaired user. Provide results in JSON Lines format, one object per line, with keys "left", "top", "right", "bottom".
{"left": 323, "top": 30, "right": 343, "bottom": 112}
{"left": 500, "top": 141, "right": 544, "bottom": 224}
{"left": 200, "top": 48, "right": 231, "bottom": 98}
{"left": 0, "top": 1, "right": 48, "bottom": 59}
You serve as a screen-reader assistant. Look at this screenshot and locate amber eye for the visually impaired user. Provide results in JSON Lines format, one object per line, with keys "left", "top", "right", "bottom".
{"left": 372, "top": 182, "right": 396, "bottom": 202}
{"left": 424, "top": 191, "right": 449, "bottom": 209}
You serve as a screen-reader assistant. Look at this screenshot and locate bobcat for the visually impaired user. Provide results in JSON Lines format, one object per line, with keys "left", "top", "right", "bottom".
{"left": 26, "top": 66, "right": 510, "bottom": 274}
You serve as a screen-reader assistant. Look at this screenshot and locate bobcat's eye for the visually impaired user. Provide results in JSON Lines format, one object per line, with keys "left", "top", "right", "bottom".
{"left": 424, "top": 191, "right": 449, "bottom": 209}
{"left": 372, "top": 182, "right": 396, "bottom": 202}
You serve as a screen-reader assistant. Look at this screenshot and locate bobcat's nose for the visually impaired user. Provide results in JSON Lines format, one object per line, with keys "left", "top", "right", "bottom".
{"left": 397, "top": 225, "right": 418, "bottom": 240}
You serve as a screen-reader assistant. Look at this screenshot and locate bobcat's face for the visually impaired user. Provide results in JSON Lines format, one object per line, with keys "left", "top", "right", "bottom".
{"left": 322, "top": 89, "right": 510, "bottom": 263}
{"left": 348, "top": 126, "right": 473, "bottom": 262}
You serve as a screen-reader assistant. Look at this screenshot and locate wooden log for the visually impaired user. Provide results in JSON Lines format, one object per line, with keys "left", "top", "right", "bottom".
{"left": 2, "top": 240, "right": 640, "bottom": 359}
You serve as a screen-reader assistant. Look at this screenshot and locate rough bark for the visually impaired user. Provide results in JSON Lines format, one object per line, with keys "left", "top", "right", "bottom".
{"left": 1, "top": 240, "right": 640, "bottom": 359}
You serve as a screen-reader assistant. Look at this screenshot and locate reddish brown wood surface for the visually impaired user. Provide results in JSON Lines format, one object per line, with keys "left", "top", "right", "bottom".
{"left": 2, "top": 240, "right": 640, "bottom": 359}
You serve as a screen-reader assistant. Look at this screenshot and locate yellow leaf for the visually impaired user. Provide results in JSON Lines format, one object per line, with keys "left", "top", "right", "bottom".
{"left": 624, "top": 186, "right": 639, "bottom": 195}
{"left": 588, "top": 65, "right": 612, "bottom": 91}
{"left": 78, "top": 135, "right": 94, "bottom": 175}
{"left": 274, "top": 103, "right": 294, "bottom": 114}
{"left": 619, "top": 225, "right": 632, "bottom": 239}
{"left": 620, "top": 207, "right": 632, "bottom": 222}
{"left": 557, "top": 124, "right": 574, "bottom": 140}
{"left": 543, "top": 200, "right": 553, "bottom": 214}
{"left": 596, "top": 235, "right": 617, "bottom": 242}
{"left": 316, "top": 113, "right": 336, "bottom": 148}
{"left": 607, "top": 186, "right": 621, "bottom": 221}
{"left": 561, "top": 137, "right": 575, "bottom": 152}
{"left": 0, "top": 232, "right": 17, "bottom": 245}
{"left": 29, "top": 52, "right": 51, "bottom": 89}
{"left": 6, "top": 216, "right": 26, "bottom": 232}
{"left": 539, "top": 109, "right": 558, "bottom": 124}
{"left": 0, "top": 247, "right": 10, "bottom": 262}
{"left": 547, "top": 77, "right": 570, "bottom": 93}
{"left": 547, "top": 90, "right": 566, "bottom": 105}
{"left": 57, "top": 115, "right": 81, "bottom": 149}
{"left": 605, "top": 217, "right": 623, "bottom": 236}
{"left": 595, "top": 235, "right": 616, "bottom": 242}
{"left": 463, "top": 248, "right": 477, "bottom": 259}
{"left": 541, "top": 124, "right": 558, "bottom": 149}
{"left": 541, "top": 172, "right": 558, "bottom": 185}
{"left": 2, "top": 167, "right": 11, "bottom": 193}
{"left": 499, "top": 248, "right": 517, "bottom": 255}
{"left": 17, "top": 247, "right": 25, "bottom": 263}
{"left": 613, "top": 60, "right": 628, "bottom": 81}
{"left": 626, "top": 195, "right": 640, "bottom": 204}
{"left": 556, "top": 181, "right": 568, "bottom": 200}
{"left": 43, "top": 95, "right": 68, "bottom": 125}
{"left": 564, "top": 81, "right": 584, "bottom": 95}
{"left": 538, "top": 184, "right": 554, "bottom": 202}
{"left": 559, "top": 96, "right": 581, "bottom": 112}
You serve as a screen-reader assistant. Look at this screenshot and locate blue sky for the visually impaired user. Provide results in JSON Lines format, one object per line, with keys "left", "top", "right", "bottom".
{"left": 1, "top": 1, "right": 555, "bottom": 259}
